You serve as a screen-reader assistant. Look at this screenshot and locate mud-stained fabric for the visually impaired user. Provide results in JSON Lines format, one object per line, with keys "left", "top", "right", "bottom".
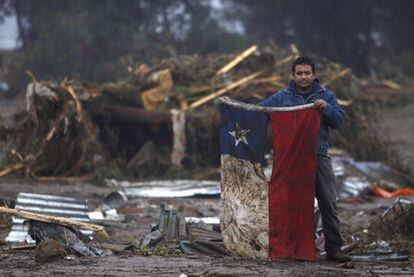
{"left": 220, "top": 154, "right": 268, "bottom": 258}
{"left": 269, "top": 109, "right": 320, "bottom": 261}
{"left": 220, "top": 102, "right": 320, "bottom": 261}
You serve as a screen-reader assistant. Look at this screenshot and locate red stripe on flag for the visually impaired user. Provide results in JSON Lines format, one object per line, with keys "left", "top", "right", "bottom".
{"left": 268, "top": 109, "right": 320, "bottom": 261}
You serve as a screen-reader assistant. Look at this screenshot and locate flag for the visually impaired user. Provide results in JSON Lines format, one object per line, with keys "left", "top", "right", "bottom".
{"left": 220, "top": 102, "right": 320, "bottom": 261}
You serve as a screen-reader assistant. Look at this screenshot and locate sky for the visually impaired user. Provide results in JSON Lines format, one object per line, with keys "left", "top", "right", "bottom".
{"left": 0, "top": 14, "right": 19, "bottom": 50}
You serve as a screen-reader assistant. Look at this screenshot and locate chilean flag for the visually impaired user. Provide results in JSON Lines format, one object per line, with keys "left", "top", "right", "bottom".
{"left": 220, "top": 101, "right": 320, "bottom": 261}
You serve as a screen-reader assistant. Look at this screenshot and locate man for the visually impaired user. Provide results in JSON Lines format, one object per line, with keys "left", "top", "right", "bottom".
{"left": 260, "top": 56, "right": 351, "bottom": 262}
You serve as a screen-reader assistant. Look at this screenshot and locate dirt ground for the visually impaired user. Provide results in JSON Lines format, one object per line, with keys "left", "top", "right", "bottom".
{"left": 2, "top": 251, "right": 413, "bottom": 277}
{"left": 1, "top": 180, "right": 414, "bottom": 276}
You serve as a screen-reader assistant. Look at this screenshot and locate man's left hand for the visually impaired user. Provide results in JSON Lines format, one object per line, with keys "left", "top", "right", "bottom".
{"left": 314, "top": 99, "right": 327, "bottom": 111}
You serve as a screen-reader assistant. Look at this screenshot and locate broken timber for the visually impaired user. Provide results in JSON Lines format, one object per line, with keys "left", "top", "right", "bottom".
{"left": 190, "top": 72, "right": 261, "bottom": 109}
{"left": 215, "top": 45, "right": 258, "bottom": 76}
{"left": 322, "top": 68, "right": 352, "bottom": 87}
{"left": 0, "top": 163, "right": 25, "bottom": 178}
{"left": 0, "top": 207, "right": 109, "bottom": 241}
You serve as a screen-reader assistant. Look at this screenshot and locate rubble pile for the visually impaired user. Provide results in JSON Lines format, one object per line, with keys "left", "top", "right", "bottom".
{"left": 368, "top": 197, "right": 414, "bottom": 251}
{"left": 139, "top": 204, "right": 226, "bottom": 256}
{"left": 0, "top": 44, "right": 412, "bottom": 181}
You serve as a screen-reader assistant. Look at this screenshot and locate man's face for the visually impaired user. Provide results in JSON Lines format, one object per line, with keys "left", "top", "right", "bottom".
{"left": 292, "top": 64, "right": 315, "bottom": 91}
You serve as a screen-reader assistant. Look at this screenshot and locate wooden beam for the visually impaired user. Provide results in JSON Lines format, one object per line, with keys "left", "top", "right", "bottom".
{"left": 33, "top": 174, "right": 95, "bottom": 183}
{"left": 275, "top": 54, "right": 296, "bottom": 67}
{"left": 216, "top": 45, "right": 258, "bottom": 76}
{"left": 337, "top": 99, "right": 352, "bottom": 106}
{"left": 0, "top": 206, "right": 109, "bottom": 241}
{"left": 290, "top": 44, "right": 300, "bottom": 57}
{"left": 67, "top": 86, "right": 83, "bottom": 122}
{"left": 381, "top": 79, "right": 402, "bottom": 90}
{"left": 252, "top": 76, "right": 285, "bottom": 88}
{"left": 190, "top": 72, "right": 261, "bottom": 109}
{"left": 320, "top": 68, "right": 353, "bottom": 106}
{"left": 322, "top": 68, "right": 352, "bottom": 87}
{"left": 0, "top": 163, "right": 24, "bottom": 178}
{"left": 252, "top": 76, "right": 281, "bottom": 84}
{"left": 190, "top": 83, "right": 225, "bottom": 94}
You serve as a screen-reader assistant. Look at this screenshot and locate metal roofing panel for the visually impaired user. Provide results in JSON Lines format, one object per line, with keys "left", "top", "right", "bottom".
{"left": 5, "top": 192, "right": 92, "bottom": 243}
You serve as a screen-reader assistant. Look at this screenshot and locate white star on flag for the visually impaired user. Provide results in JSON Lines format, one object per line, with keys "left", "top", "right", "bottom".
{"left": 229, "top": 122, "right": 250, "bottom": 146}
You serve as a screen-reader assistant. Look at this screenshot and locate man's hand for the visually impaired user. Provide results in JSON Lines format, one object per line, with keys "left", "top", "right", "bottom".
{"left": 314, "top": 99, "right": 327, "bottom": 111}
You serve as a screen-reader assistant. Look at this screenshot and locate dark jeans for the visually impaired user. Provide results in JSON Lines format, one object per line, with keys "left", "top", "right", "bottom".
{"left": 316, "top": 155, "right": 343, "bottom": 253}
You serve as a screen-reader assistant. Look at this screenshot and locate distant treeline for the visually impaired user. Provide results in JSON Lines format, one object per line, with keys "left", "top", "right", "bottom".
{"left": 0, "top": 0, "right": 413, "bottom": 86}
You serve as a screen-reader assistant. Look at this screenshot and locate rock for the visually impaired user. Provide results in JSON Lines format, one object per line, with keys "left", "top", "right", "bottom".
{"left": 34, "top": 239, "right": 66, "bottom": 263}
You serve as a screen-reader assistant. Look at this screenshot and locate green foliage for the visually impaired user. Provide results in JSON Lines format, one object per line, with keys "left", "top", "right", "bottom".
{"left": 139, "top": 244, "right": 182, "bottom": 256}
{"left": 173, "top": 86, "right": 192, "bottom": 98}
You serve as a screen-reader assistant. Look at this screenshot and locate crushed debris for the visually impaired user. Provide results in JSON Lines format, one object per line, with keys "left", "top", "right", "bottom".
{"left": 0, "top": 42, "right": 413, "bottom": 275}
{"left": 1, "top": 44, "right": 412, "bottom": 181}
{"left": 4, "top": 193, "right": 95, "bottom": 243}
{"left": 369, "top": 197, "right": 414, "bottom": 247}
{"left": 139, "top": 204, "right": 227, "bottom": 256}
{"left": 27, "top": 220, "right": 112, "bottom": 257}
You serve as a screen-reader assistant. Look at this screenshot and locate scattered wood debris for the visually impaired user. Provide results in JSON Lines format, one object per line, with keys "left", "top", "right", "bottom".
{"left": 0, "top": 43, "right": 412, "bottom": 180}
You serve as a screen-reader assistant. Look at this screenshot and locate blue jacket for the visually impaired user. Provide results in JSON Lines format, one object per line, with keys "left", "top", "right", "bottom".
{"left": 260, "top": 79, "right": 345, "bottom": 156}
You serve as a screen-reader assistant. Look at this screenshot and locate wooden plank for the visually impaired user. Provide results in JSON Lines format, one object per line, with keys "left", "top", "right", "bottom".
{"left": 0, "top": 207, "right": 109, "bottom": 241}
{"left": 190, "top": 72, "right": 261, "bottom": 109}
{"left": 190, "top": 84, "right": 225, "bottom": 94}
{"left": 337, "top": 99, "right": 352, "bottom": 106}
{"left": 322, "top": 68, "right": 352, "bottom": 87}
{"left": 0, "top": 163, "right": 24, "bottom": 178}
{"left": 382, "top": 79, "right": 402, "bottom": 90}
{"left": 33, "top": 174, "right": 95, "bottom": 183}
{"left": 216, "top": 45, "right": 258, "bottom": 76}
{"left": 290, "top": 44, "right": 300, "bottom": 57}
{"left": 67, "top": 86, "right": 82, "bottom": 121}
{"left": 320, "top": 68, "right": 353, "bottom": 106}
{"left": 275, "top": 54, "right": 296, "bottom": 67}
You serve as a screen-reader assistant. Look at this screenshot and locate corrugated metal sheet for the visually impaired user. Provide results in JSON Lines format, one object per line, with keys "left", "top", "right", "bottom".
{"left": 6, "top": 193, "right": 92, "bottom": 243}
{"left": 185, "top": 217, "right": 220, "bottom": 225}
{"left": 106, "top": 179, "right": 220, "bottom": 198}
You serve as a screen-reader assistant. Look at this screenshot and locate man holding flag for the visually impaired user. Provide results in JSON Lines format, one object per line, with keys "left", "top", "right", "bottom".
{"left": 220, "top": 56, "right": 350, "bottom": 262}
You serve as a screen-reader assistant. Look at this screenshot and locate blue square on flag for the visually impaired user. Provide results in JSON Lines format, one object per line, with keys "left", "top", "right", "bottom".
{"left": 220, "top": 104, "right": 268, "bottom": 165}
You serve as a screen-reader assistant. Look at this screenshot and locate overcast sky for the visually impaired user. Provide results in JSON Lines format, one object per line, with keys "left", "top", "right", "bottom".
{"left": 0, "top": 15, "right": 19, "bottom": 50}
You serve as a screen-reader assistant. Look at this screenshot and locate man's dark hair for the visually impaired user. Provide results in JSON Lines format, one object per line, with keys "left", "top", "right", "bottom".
{"left": 292, "top": 56, "right": 315, "bottom": 74}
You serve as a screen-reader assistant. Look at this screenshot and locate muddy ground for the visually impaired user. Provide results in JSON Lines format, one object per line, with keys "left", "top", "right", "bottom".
{"left": 0, "top": 180, "right": 413, "bottom": 276}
